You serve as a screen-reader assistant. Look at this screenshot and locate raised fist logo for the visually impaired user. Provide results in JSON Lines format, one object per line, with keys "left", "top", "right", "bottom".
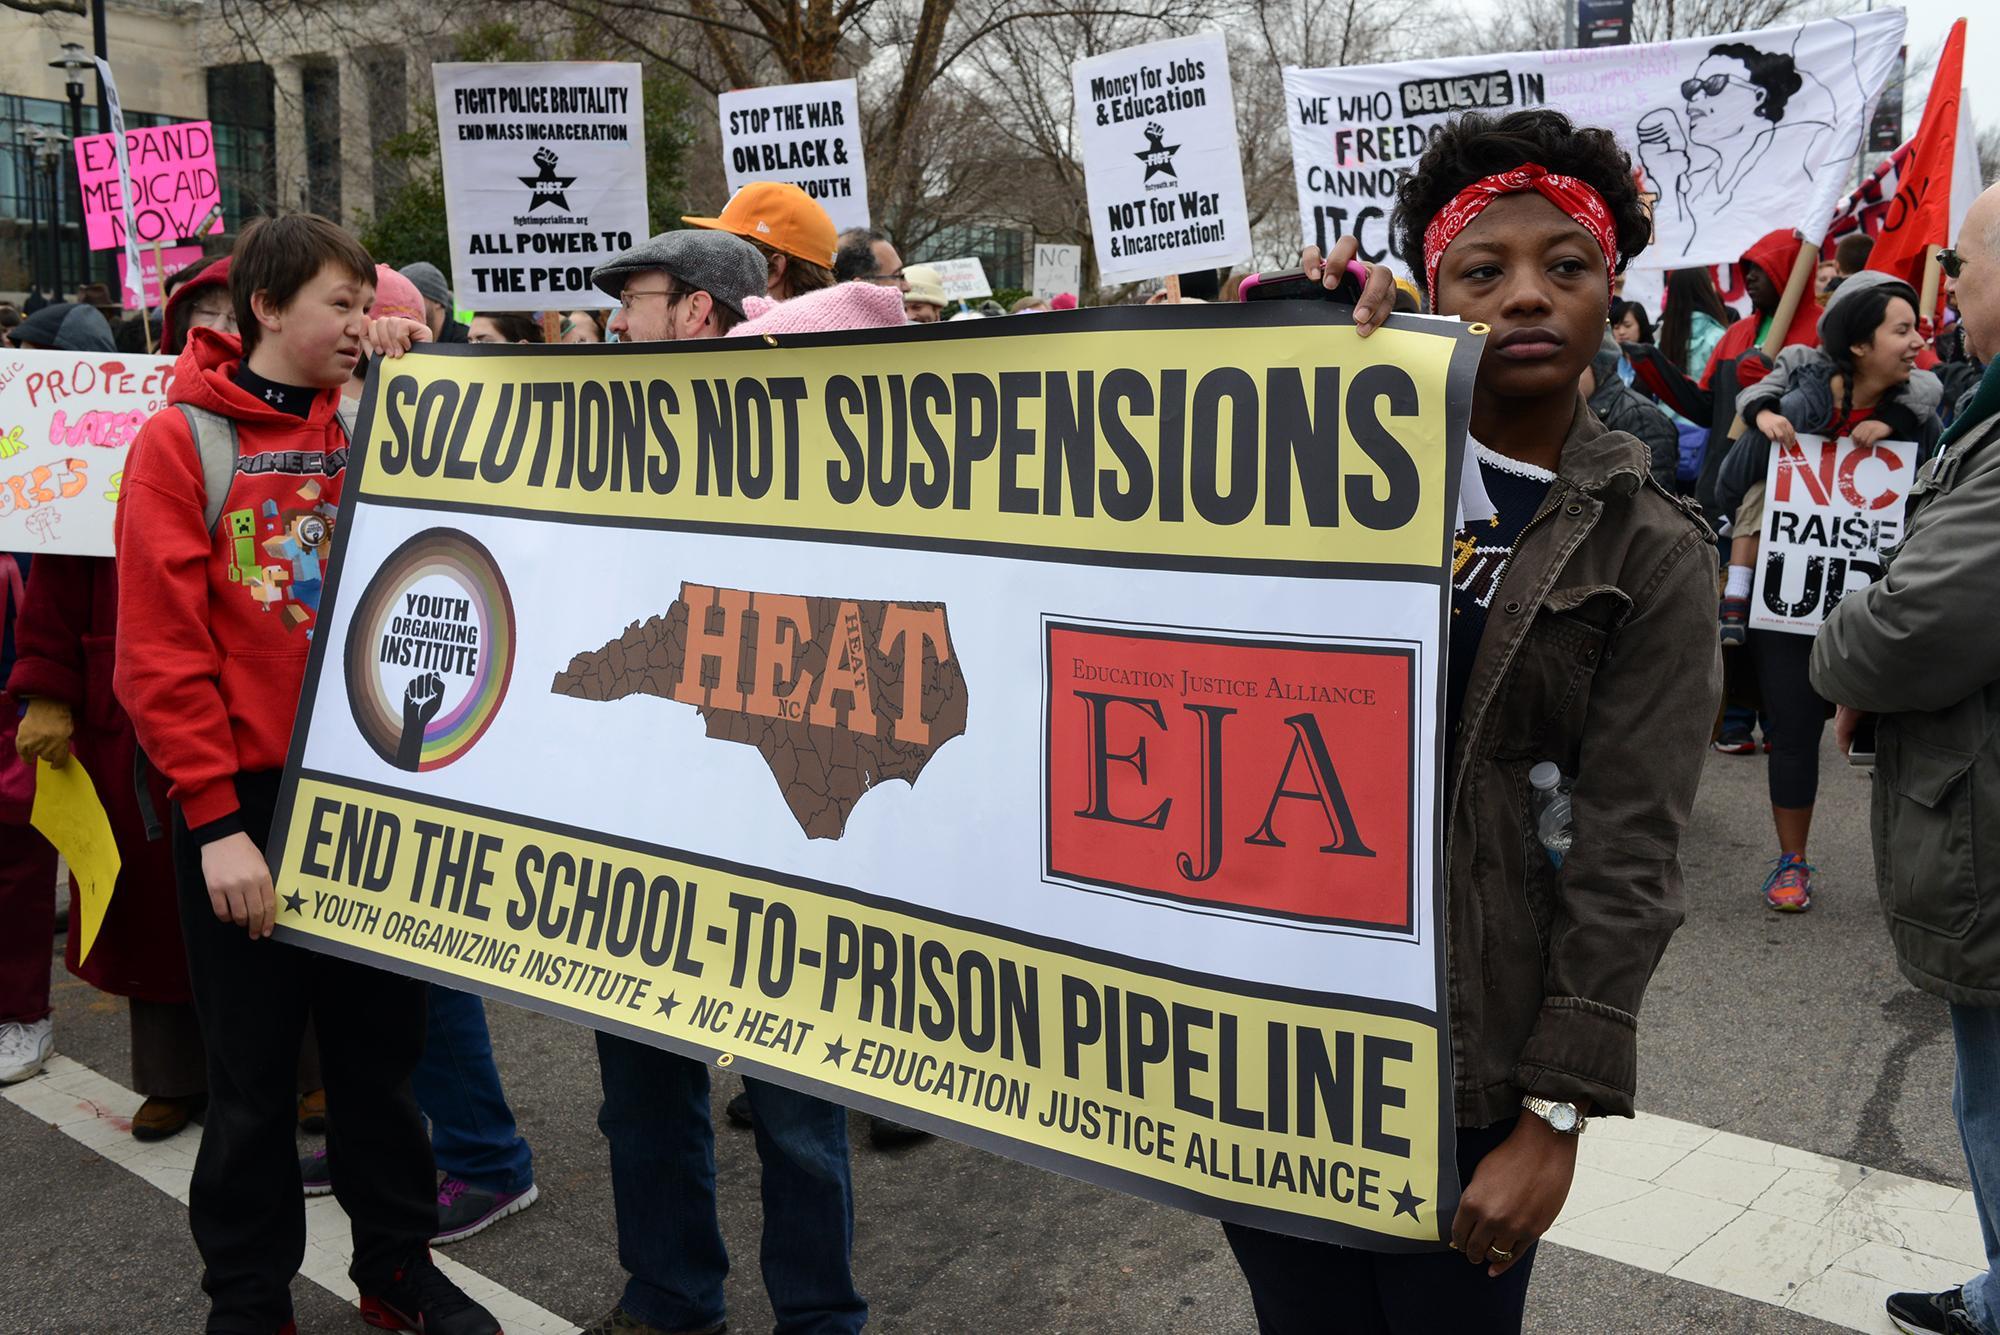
{"left": 395, "top": 671, "right": 445, "bottom": 771}
{"left": 1135, "top": 121, "right": 1180, "bottom": 183}
{"left": 520, "top": 146, "right": 577, "bottom": 212}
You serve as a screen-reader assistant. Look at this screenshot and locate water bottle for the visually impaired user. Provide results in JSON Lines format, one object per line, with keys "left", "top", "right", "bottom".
{"left": 1529, "top": 762, "right": 1574, "bottom": 868}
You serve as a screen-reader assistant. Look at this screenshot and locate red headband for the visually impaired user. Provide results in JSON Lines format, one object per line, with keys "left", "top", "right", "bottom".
{"left": 1421, "top": 163, "right": 1620, "bottom": 308}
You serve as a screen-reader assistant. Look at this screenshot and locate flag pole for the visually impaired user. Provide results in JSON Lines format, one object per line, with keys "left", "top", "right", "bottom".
{"left": 1918, "top": 243, "right": 1944, "bottom": 325}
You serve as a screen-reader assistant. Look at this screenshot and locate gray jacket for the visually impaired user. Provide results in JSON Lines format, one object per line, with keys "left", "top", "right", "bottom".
{"left": 1811, "top": 396, "right": 2000, "bottom": 1004}
{"left": 1589, "top": 337, "right": 1678, "bottom": 491}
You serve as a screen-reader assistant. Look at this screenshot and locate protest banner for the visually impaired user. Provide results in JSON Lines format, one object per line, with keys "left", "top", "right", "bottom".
{"left": 0, "top": 349, "right": 175, "bottom": 557}
{"left": 1284, "top": 9, "right": 1904, "bottom": 276}
{"left": 1826, "top": 98, "right": 1980, "bottom": 259}
{"left": 718, "top": 79, "right": 869, "bottom": 233}
{"left": 74, "top": 120, "right": 223, "bottom": 252}
{"left": 1033, "top": 243, "right": 1082, "bottom": 300}
{"left": 1074, "top": 33, "right": 1253, "bottom": 286}
{"left": 1750, "top": 432, "right": 1915, "bottom": 635}
{"left": 267, "top": 304, "right": 1479, "bottom": 1248}
{"left": 433, "top": 62, "right": 648, "bottom": 312}
{"left": 121, "top": 243, "right": 206, "bottom": 311}
{"left": 926, "top": 257, "right": 991, "bottom": 301}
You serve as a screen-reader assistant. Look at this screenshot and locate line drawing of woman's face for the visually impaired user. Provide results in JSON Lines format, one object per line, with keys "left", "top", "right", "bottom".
{"left": 1685, "top": 55, "right": 1763, "bottom": 148}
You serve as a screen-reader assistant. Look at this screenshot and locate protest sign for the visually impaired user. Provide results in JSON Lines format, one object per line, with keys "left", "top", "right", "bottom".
{"left": 1284, "top": 9, "right": 1904, "bottom": 276}
{"left": 1073, "top": 33, "right": 1253, "bottom": 285}
{"left": 0, "top": 350, "right": 175, "bottom": 556}
{"left": 1750, "top": 432, "right": 1915, "bottom": 635}
{"left": 1033, "top": 243, "right": 1082, "bottom": 300}
{"left": 268, "top": 305, "right": 1479, "bottom": 1248}
{"left": 433, "top": 62, "right": 648, "bottom": 312}
{"left": 926, "top": 257, "right": 991, "bottom": 301}
{"left": 718, "top": 79, "right": 869, "bottom": 233}
{"left": 74, "top": 121, "right": 222, "bottom": 251}
{"left": 122, "top": 243, "right": 206, "bottom": 311}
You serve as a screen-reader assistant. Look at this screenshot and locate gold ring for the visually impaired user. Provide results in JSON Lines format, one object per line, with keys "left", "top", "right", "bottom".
{"left": 1488, "top": 1246, "right": 1513, "bottom": 1261}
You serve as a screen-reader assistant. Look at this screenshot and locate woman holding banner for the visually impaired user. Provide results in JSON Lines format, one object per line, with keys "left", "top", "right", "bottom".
{"left": 1261, "top": 108, "right": 1721, "bottom": 1332}
{"left": 1712, "top": 272, "right": 1941, "bottom": 912}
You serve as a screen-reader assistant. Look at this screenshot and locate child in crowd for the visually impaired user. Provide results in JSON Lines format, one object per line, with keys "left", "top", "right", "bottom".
{"left": 115, "top": 213, "right": 501, "bottom": 1335}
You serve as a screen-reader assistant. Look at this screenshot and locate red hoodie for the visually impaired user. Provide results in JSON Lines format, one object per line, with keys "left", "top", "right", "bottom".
{"left": 113, "top": 327, "right": 345, "bottom": 830}
{"left": 1699, "top": 229, "right": 1824, "bottom": 390}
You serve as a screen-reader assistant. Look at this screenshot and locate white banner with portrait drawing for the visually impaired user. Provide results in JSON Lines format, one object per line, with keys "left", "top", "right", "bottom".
{"left": 1284, "top": 10, "right": 1904, "bottom": 279}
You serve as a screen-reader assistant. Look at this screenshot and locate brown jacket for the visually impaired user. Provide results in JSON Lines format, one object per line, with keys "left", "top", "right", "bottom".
{"left": 1447, "top": 400, "right": 1721, "bottom": 1127}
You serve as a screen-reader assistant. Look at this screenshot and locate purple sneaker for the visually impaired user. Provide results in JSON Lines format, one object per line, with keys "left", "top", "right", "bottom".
{"left": 299, "top": 1146, "right": 332, "bottom": 1197}
{"left": 433, "top": 1176, "right": 540, "bottom": 1245}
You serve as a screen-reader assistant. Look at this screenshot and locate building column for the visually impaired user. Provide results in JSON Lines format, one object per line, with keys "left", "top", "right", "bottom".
{"left": 271, "top": 56, "right": 308, "bottom": 213}
{"left": 336, "top": 50, "right": 375, "bottom": 225}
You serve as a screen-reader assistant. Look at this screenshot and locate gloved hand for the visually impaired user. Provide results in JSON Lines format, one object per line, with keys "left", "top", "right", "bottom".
{"left": 15, "top": 697, "right": 73, "bottom": 768}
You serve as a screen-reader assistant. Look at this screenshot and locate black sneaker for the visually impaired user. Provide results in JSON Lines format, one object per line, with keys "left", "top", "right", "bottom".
{"left": 1887, "top": 1286, "right": 1973, "bottom": 1335}
{"left": 581, "top": 1305, "right": 724, "bottom": 1335}
{"left": 359, "top": 1250, "right": 501, "bottom": 1335}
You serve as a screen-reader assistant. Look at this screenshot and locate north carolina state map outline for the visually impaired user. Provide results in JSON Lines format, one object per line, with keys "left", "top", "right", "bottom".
{"left": 552, "top": 582, "right": 968, "bottom": 839}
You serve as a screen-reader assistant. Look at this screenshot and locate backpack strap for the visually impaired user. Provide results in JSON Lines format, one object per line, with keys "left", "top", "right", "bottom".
{"left": 176, "top": 403, "right": 241, "bottom": 536}
{"left": 336, "top": 396, "right": 357, "bottom": 444}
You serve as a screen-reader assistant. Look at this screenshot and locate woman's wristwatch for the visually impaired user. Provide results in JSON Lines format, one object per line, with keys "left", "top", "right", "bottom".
{"left": 1522, "top": 1095, "right": 1586, "bottom": 1134}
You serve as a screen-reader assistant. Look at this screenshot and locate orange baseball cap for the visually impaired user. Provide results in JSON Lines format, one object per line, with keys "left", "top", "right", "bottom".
{"left": 683, "top": 182, "right": 837, "bottom": 268}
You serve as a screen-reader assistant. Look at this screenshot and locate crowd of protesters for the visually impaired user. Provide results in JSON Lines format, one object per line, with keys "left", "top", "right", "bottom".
{"left": 0, "top": 102, "right": 1997, "bottom": 1335}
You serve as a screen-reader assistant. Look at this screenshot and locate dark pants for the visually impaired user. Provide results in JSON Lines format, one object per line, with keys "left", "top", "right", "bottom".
{"left": 1223, "top": 1123, "right": 1536, "bottom": 1334}
{"left": 129, "top": 997, "right": 208, "bottom": 1099}
{"left": 175, "top": 770, "right": 437, "bottom": 1334}
{"left": 596, "top": 1030, "right": 865, "bottom": 1334}
{"left": 0, "top": 819, "right": 58, "bottom": 1024}
{"left": 1748, "top": 629, "right": 1828, "bottom": 809}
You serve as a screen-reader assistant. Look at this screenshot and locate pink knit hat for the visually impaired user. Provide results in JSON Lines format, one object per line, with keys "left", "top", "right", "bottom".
{"left": 1048, "top": 292, "right": 1078, "bottom": 311}
{"left": 730, "top": 282, "right": 907, "bottom": 338}
{"left": 369, "top": 264, "right": 427, "bottom": 325}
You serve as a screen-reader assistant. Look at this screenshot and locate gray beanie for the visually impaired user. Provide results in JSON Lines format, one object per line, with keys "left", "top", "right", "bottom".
{"left": 593, "top": 230, "right": 766, "bottom": 318}
{"left": 400, "top": 261, "right": 452, "bottom": 309}
{"left": 1816, "top": 269, "right": 1917, "bottom": 344}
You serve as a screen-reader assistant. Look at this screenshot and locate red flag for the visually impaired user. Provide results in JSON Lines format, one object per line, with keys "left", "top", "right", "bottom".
{"left": 1866, "top": 18, "right": 1964, "bottom": 314}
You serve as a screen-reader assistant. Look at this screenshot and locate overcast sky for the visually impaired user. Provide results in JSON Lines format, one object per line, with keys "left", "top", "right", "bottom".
{"left": 1891, "top": 2, "right": 1984, "bottom": 131}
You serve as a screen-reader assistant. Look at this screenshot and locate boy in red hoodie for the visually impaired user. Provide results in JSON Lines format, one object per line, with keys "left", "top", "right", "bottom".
{"left": 114, "top": 214, "right": 500, "bottom": 1335}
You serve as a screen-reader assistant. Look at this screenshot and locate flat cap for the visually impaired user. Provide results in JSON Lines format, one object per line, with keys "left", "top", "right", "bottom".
{"left": 592, "top": 230, "right": 766, "bottom": 319}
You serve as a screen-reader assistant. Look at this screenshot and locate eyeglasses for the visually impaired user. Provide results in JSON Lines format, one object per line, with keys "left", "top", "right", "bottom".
{"left": 617, "top": 287, "right": 692, "bottom": 311}
{"left": 1681, "top": 73, "right": 1755, "bottom": 100}
{"left": 1938, "top": 249, "right": 1965, "bottom": 280}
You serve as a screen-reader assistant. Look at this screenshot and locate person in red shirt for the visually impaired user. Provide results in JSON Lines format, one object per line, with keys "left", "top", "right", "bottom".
{"left": 114, "top": 213, "right": 499, "bottom": 1335}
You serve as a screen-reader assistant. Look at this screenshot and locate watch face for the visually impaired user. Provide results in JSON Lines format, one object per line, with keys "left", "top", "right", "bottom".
{"left": 1549, "top": 1102, "right": 1579, "bottom": 1132}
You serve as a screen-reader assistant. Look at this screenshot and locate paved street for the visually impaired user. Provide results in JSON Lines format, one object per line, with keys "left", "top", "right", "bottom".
{"left": 0, "top": 734, "right": 1981, "bottom": 1334}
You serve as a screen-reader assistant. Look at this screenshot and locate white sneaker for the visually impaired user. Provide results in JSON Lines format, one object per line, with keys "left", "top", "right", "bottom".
{"left": 0, "top": 1018, "right": 54, "bottom": 1083}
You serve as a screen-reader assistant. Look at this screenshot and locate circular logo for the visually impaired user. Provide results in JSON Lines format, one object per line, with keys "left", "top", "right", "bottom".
{"left": 344, "top": 528, "right": 516, "bottom": 772}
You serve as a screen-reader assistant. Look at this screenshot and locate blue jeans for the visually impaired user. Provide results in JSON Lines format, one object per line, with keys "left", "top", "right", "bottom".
{"left": 410, "top": 987, "right": 534, "bottom": 1194}
{"left": 595, "top": 1031, "right": 865, "bottom": 1334}
{"left": 1955, "top": 1004, "right": 2000, "bottom": 1335}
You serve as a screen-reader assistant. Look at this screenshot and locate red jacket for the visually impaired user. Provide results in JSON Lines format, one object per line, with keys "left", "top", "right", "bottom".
{"left": 113, "top": 328, "right": 345, "bottom": 831}
{"left": 1700, "top": 229, "right": 1824, "bottom": 390}
{"left": 8, "top": 555, "right": 186, "bottom": 1001}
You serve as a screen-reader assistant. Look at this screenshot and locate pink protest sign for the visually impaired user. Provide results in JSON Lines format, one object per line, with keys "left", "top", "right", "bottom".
{"left": 121, "top": 243, "right": 206, "bottom": 310}
{"left": 74, "top": 121, "right": 224, "bottom": 250}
